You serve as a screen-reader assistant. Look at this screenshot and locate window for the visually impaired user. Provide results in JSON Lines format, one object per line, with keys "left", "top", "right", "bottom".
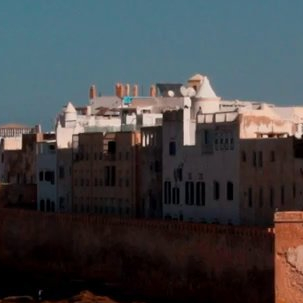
{"left": 105, "top": 166, "right": 110, "bottom": 186}
{"left": 293, "top": 183, "right": 296, "bottom": 199}
{"left": 213, "top": 181, "right": 220, "bottom": 200}
{"left": 164, "top": 181, "right": 171, "bottom": 204}
{"left": 172, "top": 187, "right": 180, "bottom": 204}
{"left": 108, "top": 141, "right": 116, "bottom": 154}
{"left": 39, "top": 171, "right": 43, "bottom": 181}
{"left": 241, "top": 151, "right": 246, "bottom": 162}
{"left": 169, "top": 141, "right": 176, "bottom": 156}
{"left": 196, "top": 182, "right": 205, "bottom": 206}
{"left": 104, "top": 166, "right": 116, "bottom": 186}
{"left": 270, "top": 187, "right": 274, "bottom": 208}
{"left": 270, "top": 151, "right": 275, "bottom": 162}
{"left": 281, "top": 186, "right": 285, "bottom": 206}
{"left": 59, "top": 166, "right": 64, "bottom": 179}
{"left": 248, "top": 187, "right": 252, "bottom": 208}
{"left": 204, "top": 130, "right": 209, "bottom": 144}
{"left": 40, "top": 199, "right": 45, "bottom": 211}
{"left": 111, "top": 166, "right": 116, "bottom": 186}
{"left": 227, "top": 182, "right": 233, "bottom": 200}
{"left": 259, "top": 187, "right": 263, "bottom": 208}
{"left": 59, "top": 197, "right": 65, "bottom": 209}
{"left": 45, "top": 171, "right": 55, "bottom": 185}
{"left": 258, "top": 152, "right": 263, "bottom": 167}
{"left": 253, "top": 151, "right": 257, "bottom": 167}
{"left": 185, "top": 181, "right": 194, "bottom": 205}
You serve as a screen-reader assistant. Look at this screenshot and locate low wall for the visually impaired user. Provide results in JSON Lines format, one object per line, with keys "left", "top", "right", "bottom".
{"left": 0, "top": 209, "right": 274, "bottom": 303}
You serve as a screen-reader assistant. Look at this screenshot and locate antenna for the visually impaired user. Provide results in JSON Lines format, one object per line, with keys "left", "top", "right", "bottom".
{"left": 187, "top": 87, "right": 196, "bottom": 97}
{"left": 167, "top": 90, "right": 175, "bottom": 97}
{"left": 180, "top": 86, "right": 188, "bottom": 97}
{"left": 180, "top": 86, "right": 196, "bottom": 97}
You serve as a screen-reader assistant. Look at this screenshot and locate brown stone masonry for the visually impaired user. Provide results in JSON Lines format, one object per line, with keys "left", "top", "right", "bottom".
{"left": 0, "top": 209, "right": 274, "bottom": 303}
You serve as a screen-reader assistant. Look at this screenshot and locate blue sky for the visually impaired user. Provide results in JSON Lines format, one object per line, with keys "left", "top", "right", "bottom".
{"left": 1, "top": 0, "right": 303, "bottom": 129}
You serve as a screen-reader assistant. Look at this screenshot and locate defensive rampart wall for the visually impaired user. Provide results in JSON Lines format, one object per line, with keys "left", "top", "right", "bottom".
{"left": 0, "top": 209, "right": 274, "bottom": 303}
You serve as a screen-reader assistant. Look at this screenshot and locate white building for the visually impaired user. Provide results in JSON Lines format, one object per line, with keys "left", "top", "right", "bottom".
{"left": 36, "top": 140, "right": 57, "bottom": 212}
{"left": 162, "top": 74, "right": 303, "bottom": 226}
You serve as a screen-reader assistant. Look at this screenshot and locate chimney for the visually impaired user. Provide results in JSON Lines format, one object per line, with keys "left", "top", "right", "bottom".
{"left": 89, "top": 85, "right": 97, "bottom": 99}
{"left": 132, "top": 84, "right": 139, "bottom": 97}
{"left": 125, "top": 83, "right": 130, "bottom": 96}
{"left": 115, "top": 83, "right": 124, "bottom": 98}
{"left": 150, "top": 84, "right": 157, "bottom": 97}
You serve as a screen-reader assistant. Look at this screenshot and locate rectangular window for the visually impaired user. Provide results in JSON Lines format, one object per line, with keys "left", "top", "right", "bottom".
{"left": 253, "top": 151, "right": 257, "bottom": 167}
{"left": 59, "top": 166, "right": 65, "bottom": 179}
{"left": 281, "top": 186, "right": 285, "bottom": 206}
{"left": 108, "top": 141, "right": 116, "bottom": 154}
{"left": 293, "top": 183, "right": 296, "bottom": 199}
{"left": 169, "top": 141, "right": 176, "bottom": 156}
{"left": 185, "top": 181, "right": 194, "bottom": 205}
{"left": 204, "top": 130, "right": 209, "bottom": 145}
{"left": 259, "top": 187, "right": 263, "bottom": 208}
{"left": 39, "top": 171, "right": 43, "bottom": 181}
{"left": 248, "top": 187, "right": 252, "bottom": 208}
{"left": 196, "top": 182, "right": 205, "bottom": 206}
{"left": 258, "top": 151, "right": 263, "bottom": 167}
{"left": 105, "top": 166, "right": 110, "bottom": 186}
{"left": 241, "top": 151, "right": 246, "bottom": 162}
{"left": 270, "top": 187, "right": 274, "bottom": 208}
{"left": 164, "top": 181, "right": 171, "bottom": 204}
{"left": 111, "top": 166, "right": 116, "bottom": 186}
{"left": 227, "top": 181, "right": 233, "bottom": 201}
{"left": 172, "top": 187, "right": 180, "bottom": 204}
{"left": 213, "top": 181, "right": 220, "bottom": 200}
{"left": 270, "top": 151, "right": 275, "bottom": 162}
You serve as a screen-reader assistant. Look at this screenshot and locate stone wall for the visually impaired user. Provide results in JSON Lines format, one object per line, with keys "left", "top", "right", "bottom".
{"left": 275, "top": 211, "right": 303, "bottom": 303}
{"left": 0, "top": 209, "right": 274, "bottom": 303}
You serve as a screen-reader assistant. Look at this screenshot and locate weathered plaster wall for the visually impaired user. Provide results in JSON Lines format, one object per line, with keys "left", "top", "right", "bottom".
{"left": 0, "top": 209, "right": 274, "bottom": 303}
{"left": 275, "top": 211, "right": 303, "bottom": 303}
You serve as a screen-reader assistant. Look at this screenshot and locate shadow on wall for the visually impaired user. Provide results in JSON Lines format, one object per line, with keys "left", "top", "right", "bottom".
{"left": 0, "top": 209, "right": 275, "bottom": 303}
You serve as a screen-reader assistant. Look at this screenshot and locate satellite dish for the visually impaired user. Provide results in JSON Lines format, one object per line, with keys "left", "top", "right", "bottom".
{"left": 180, "top": 86, "right": 188, "bottom": 97}
{"left": 187, "top": 87, "right": 196, "bottom": 97}
{"left": 168, "top": 90, "right": 175, "bottom": 97}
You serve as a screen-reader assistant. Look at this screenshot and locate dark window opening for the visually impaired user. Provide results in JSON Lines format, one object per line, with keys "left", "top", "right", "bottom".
{"left": 248, "top": 187, "right": 252, "bottom": 208}
{"left": 270, "top": 187, "right": 274, "bottom": 208}
{"left": 108, "top": 141, "right": 116, "bottom": 154}
{"left": 259, "top": 187, "right": 263, "bottom": 208}
{"left": 214, "top": 181, "right": 220, "bottom": 200}
{"left": 164, "top": 181, "right": 171, "bottom": 204}
{"left": 169, "top": 141, "right": 176, "bottom": 156}
{"left": 172, "top": 187, "right": 180, "bottom": 204}
{"left": 241, "top": 151, "right": 246, "bottom": 162}
{"left": 185, "top": 181, "right": 194, "bottom": 205}
{"left": 227, "top": 181, "right": 233, "bottom": 201}
{"left": 196, "top": 182, "right": 205, "bottom": 206}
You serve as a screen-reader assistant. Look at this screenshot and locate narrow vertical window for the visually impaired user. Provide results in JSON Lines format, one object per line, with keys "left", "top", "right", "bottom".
{"left": 270, "top": 151, "right": 275, "bottom": 162}
{"left": 227, "top": 181, "right": 233, "bottom": 201}
{"left": 248, "top": 187, "right": 252, "bottom": 208}
{"left": 281, "top": 186, "right": 285, "bottom": 206}
{"left": 253, "top": 151, "right": 257, "bottom": 167}
{"left": 270, "top": 187, "right": 274, "bottom": 208}
{"left": 241, "top": 151, "right": 246, "bottom": 162}
{"left": 164, "top": 181, "right": 171, "bottom": 204}
{"left": 169, "top": 142, "right": 176, "bottom": 156}
{"left": 213, "top": 181, "right": 220, "bottom": 200}
{"left": 186, "top": 181, "right": 194, "bottom": 205}
{"left": 196, "top": 182, "right": 206, "bottom": 206}
{"left": 259, "top": 187, "right": 263, "bottom": 208}
{"left": 258, "top": 152, "right": 263, "bottom": 167}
